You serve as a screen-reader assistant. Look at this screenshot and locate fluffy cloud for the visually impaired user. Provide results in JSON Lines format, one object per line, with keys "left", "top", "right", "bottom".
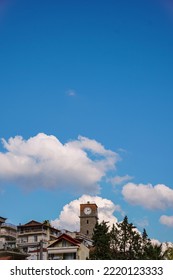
{"left": 51, "top": 195, "right": 122, "bottom": 231}
{"left": 108, "top": 175, "right": 133, "bottom": 186}
{"left": 122, "top": 183, "right": 173, "bottom": 210}
{"left": 160, "top": 215, "right": 173, "bottom": 227}
{"left": 0, "top": 133, "right": 119, "bottom": 193}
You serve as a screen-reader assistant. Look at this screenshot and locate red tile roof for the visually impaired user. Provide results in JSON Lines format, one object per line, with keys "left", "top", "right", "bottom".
{"left": 48, "top": 233, "right": 80, "bottom": 248}
{"left": 21, "top": 220, "right": 43, "bottom": 227}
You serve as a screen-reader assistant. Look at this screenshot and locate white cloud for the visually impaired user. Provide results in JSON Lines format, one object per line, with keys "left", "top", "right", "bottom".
{"left": 122, "top": 183, "right": 173, "bottom": 210}
{"left": 160, "top": 215, "right": 173, "bottom": 227}
{"left": 51, "top": 195, "right": 122, "bottom": 231}
{"left": 108, "top": 175, "right": 133, "bottom": 186}
{"left": 150, "top": 239, "right": 173, "bottom": 254}
{"left": 0, "top": 133, "right": 119, "bottom": 193}
{"left": 66, "top": 89, "right": 76, "bottom": 96}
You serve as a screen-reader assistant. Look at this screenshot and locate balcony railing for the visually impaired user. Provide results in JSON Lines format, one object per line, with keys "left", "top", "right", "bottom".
{"left": 1, "top": 223, "right": 17, "bottom": 230}
{"left": 18, "top": 229, "right": 47, "bottom": 234}
{"left": 0, "top": 230, "right": 17, "bottom": 238}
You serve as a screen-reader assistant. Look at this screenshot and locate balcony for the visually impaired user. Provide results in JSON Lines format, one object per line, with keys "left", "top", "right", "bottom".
{"left": 17, "top": 240, "right": 40, "bottom": 247}
{"left": 0, "top": 223, "right": 17, "bottom": 239}
{"left": 47, "top": 246, "right": 78, "bottom": 255}
{"left": 0, "top": 230, "right": 17, "bottom": 239}
{"left": 18, "top": 229, "right": 47, "bottom": 235}
{"left": 1, "top": 223, "right": 17, "bottom": 230}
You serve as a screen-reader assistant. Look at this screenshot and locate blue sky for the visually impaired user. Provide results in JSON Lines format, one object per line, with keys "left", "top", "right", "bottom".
{"left": 0, "top": 0, "right": 173, "bottom": 243}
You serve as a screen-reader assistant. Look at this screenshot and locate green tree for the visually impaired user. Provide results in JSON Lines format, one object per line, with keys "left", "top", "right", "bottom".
{"left": 140, "top": 229, "right": 163, "bottom": 260}
{"left": 90, "top": 221, "right": 111, "bottom": 259}
{"left": 90, "top": 216, "right": 164, "bottom": 260}
{"left": 43, "top": 220, "right": 50, "bottom": 226}
{"left": 164, "top": 247, "right": 173, "bottom": 260}
{"left": 116, "top": 216, "right": 142, "bottom": 259}
{"left": 144, "top": 243, "right": 163, "bottom": 260}
{"left": 140, "top": 228, "right": 151, "bottom": 259}
{"left": 110, "top": 223, "right": 119, "bottom": 259}
{"left": 129, "top": 228, "right": 143, "bottom": 259}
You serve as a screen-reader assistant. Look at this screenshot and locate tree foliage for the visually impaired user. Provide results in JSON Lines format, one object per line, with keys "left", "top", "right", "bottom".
{"left": 90, "top": 221, "right": 111, "bottom": 259}
{"left": 163, "top": 247, "right": 173, "bottom": 260}
{"left": 90, "top": 216, "right": 164, "bottom": 260}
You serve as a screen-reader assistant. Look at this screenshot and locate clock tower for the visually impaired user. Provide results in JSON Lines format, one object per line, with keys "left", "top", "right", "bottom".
{"left": 79, "top": 202, "right": 98, "bottom": 239}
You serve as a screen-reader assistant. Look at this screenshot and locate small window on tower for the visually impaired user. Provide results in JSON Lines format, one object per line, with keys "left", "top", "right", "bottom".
{"left": 87, "top": 220, "right": 89, "bottom": 224}
{"left": 86, "top": 230, "right": 89, "bottom": 235}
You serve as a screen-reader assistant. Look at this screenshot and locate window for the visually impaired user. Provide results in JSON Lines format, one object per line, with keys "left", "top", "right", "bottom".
{"left": 62, "top": 240, "right": 67, "bottom": 247}
{"left": 21, "top": 237, "right": 28, "bottom": 243}
{"left": 23, "top": 247, "right": 28, "bottom": 253}
{"left": 87, "top": 220, "right": 89, "bottom": 224}
{"left": 34, "top": 235, "right": 38, "bottom": 242}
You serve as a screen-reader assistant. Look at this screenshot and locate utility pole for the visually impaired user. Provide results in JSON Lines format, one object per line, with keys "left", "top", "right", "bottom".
{"left": 39, "top": 240, "right": 43, "bottom": 260}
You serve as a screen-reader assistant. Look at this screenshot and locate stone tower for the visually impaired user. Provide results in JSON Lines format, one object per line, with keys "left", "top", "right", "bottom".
{"left": 79, "top": 202, "right": 98, "bottom": 239}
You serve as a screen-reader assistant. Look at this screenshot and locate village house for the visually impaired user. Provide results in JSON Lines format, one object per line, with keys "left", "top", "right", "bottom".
{"left": 0, "top": 216, "right": 28, "bottom": 260}
{"left": 47, "top": 232, "right": 89, "bottom": 260}
{"left": 17, "top": 220, "right": 60, "bottom": 260}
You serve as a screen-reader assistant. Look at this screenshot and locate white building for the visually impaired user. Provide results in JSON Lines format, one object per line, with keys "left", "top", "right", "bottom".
{"left": 47, "top": 233, "right": 89, "bottom": 260}
{"left": 17, "top": 220, "right": 60, "bottom": 260}
{"left": 0, "top": 222, "right": 17, "bottom": 249}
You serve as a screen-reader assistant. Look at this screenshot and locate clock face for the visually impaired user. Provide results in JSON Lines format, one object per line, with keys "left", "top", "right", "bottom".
{"left": 84, "top": 207, "right": 92, "bottom": 215}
